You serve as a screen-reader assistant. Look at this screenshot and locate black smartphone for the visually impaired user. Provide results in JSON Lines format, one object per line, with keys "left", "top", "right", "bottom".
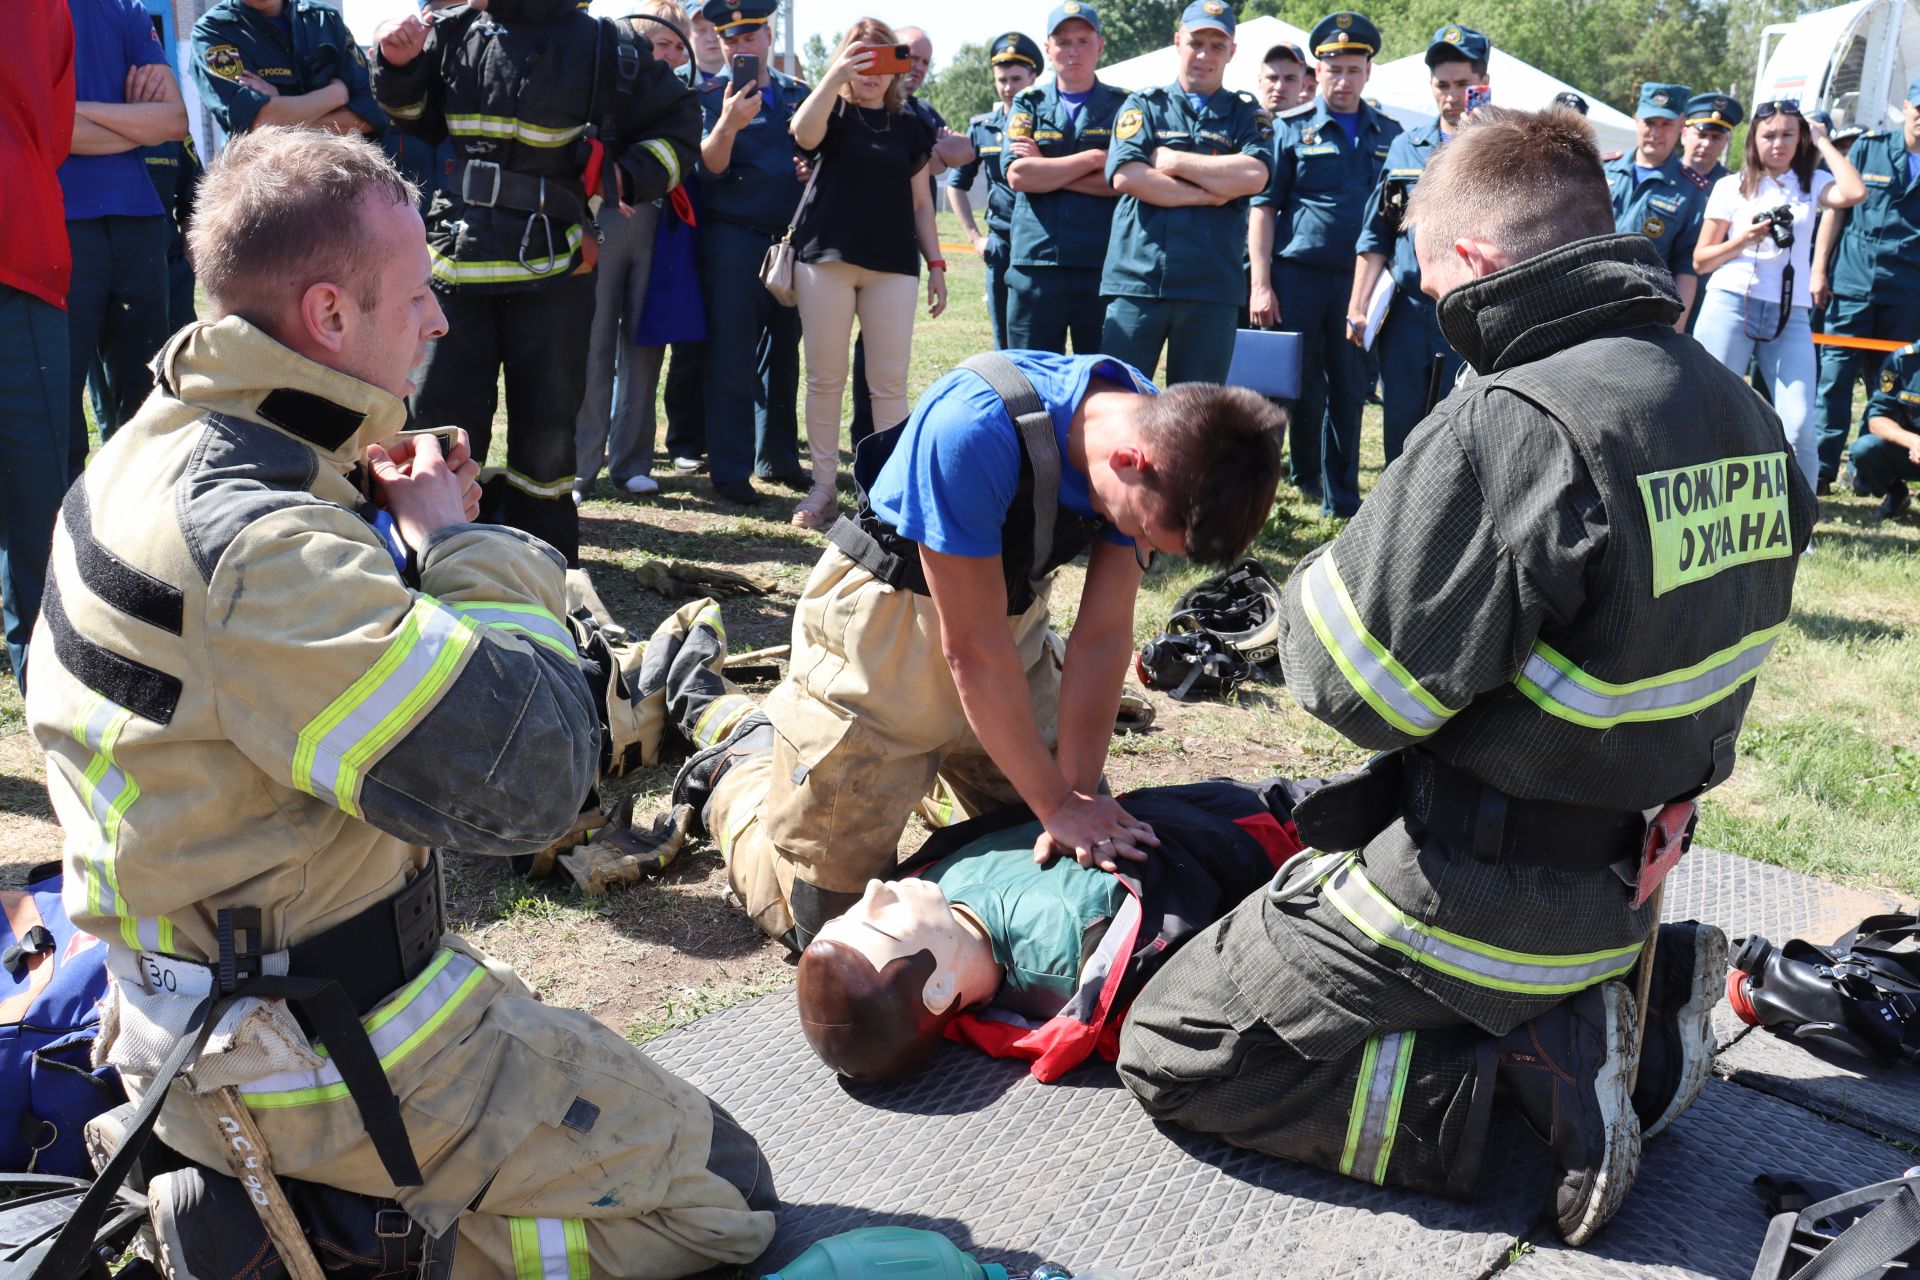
{"left": 730, "top": 53, "right": 760, "bottom": 86}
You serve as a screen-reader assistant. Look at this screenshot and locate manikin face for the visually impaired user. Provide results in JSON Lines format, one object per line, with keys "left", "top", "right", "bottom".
{"left": 1635, "top": 113, "right": 1679, "bottom": 165}
{"left": 811, "top": 879, "right": 979, "bottom": 1015}
{"left": 1175, "top": 27, "right": 1233, "bottom": 97}
{"left": 993, "top": 62, "right": 1035, "bottom": 107}
{"left": 1683, "top": 123, "right": 1730, "bottom": 172}
{"left": 1047, "top": 19, "right": 1103, "bottom": 93}
{"left": 1427, "top": 58, "right": 1485, "bottom": 130}
{"left": 1258, "top": 57, "right": 1304, "bottom": 113}
{"left": 1318, "top": 52, "right": 1370, "bottom": 113}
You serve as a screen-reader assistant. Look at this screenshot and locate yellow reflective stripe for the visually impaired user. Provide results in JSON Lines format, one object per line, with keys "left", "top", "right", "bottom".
{"left": 1375, "top": 1030, "right": 1416, "bottom": 1184}
{"left": 497, "top": 467, "right": 577, "bottom": 499}
{"left": 68, "top": 695, "right": 172, "bottom": 950}
{"left": 508, "top": 1217, "right": 588, "bottom": 1280}
{"left": 447, "top": 601, "right": 577, "bottom": 661}
{"left": 445, "top": 114, "right": 587, "bottom": 148}
{"left": 1514, "top": 623, "right": 1783, "bottom": 729}
{"left": 1325, "top": 857, "right": 1643, "bottom": 995}
{"left": 718, "top": 798, "right": 758, "bottom": 858}
{"left": 1338, "top": 1030, "right": 1414, "bottom": 1184}
{"left": 1338, "top": 1034, "right": 1380, "bottom": 1177}
{"left": 1299, "top": 553, "right": 1456, "bottom": 737}
{"left": 638, "top": 136, "right": 681, "bottom": 188}
{"left": 691, "top": 694, "right": 754, "bottom": 749}
{"left": 241, "top": 950, "right": 488, "bottom": 1107}
{"left": 292, "top": 598, "right": 478, "bottom": 817}
{"left": 386, "top": 98, "right": 428, "bottom": 121}
{"left": 428, "top": 226, "right": 585, "bottom": 284}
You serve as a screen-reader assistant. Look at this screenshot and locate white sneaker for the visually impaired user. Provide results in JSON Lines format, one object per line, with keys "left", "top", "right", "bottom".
{"left": 570, "top": 487, "right": 586, "bottom": 507}
{"left": 623, "top": 474, "right": 661, "bottom": 496}
{"left": 671, "top": 456, "right": 705, "bottom": 474}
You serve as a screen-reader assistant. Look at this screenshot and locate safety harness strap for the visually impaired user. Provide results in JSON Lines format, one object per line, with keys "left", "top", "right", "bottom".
{"left": 956, "top": 352, "right": 1059, "bottom": 580}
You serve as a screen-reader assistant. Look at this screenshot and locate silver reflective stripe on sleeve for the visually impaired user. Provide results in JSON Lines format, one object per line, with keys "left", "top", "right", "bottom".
{"left": 1514, "top": 623, "right": 1783, "bottom": 728}
{"left": 1298, "top": 553, "right": 1457, "bottom": 737}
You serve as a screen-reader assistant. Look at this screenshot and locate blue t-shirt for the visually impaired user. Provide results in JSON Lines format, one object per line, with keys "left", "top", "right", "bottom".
{"left": 867, "top": 352, "right": 1155, "bottom": 558}
{"left": 1907, "top": 150, "right": 1920, "bottom": 183}
{"left": 1328, "top": 109, "right": 1360, "bottom": 144}
{"left": 1634, "top": 163, "right": 1662, "bottom": 185}
{"left": 60, "top": 0, "right": 171, "bottom": 221}
{"left": 1058, "top": 86, "right": 1092, "bottom": 123}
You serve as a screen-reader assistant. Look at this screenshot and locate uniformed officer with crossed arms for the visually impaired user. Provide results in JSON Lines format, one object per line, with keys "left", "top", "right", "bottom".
{"left": 1603, "top": 82, "right": 1706, "bottom": 330}
{"left": 1249, "top": 10, "right": 1401, "bottom": 517}
{"left": 948, "top": 33, "right": 1045, "bottom": 350}
{"left": 1004, "top": 2, "right": 1128, "bottom": 355}
{"left": 1348, "top": 23, "right": 1485, "bottom": 464}
{"left": 192, "top": 0, "right": 387, "bottom": 138}
{"left": 1099, "top": 0, "right": 1272, "bottom": 385}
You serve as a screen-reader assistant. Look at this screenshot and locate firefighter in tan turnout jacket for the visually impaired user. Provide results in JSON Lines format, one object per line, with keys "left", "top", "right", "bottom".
{"left": 25, "top": 129, "right": 774, "bottom": 1279}
{"left": 1117, "top": 108, "right": 1816, "bottom": 1246}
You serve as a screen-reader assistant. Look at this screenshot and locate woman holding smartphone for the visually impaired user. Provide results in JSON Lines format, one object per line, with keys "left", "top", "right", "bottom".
{"left": 786, "top": 19, "right": 947, "bottom": 530}
{"left": 1694, "top": 102, "right": 1865, "bottom": 487}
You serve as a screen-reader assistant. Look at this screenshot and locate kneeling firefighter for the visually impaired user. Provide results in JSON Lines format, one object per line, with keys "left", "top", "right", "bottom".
{"left": 23, "top": 130, "right": 773, "bottom": 1280}
{"left": 372, "top": 0, "right": 701, "bottom": 567}
{"left": 1116, "top": 106, "right": 1816, "bottom": 1245}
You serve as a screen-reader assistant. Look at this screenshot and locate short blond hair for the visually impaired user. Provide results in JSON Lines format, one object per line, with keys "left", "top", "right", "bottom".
{"left": 1406, "top": 106, "right": 1614, "bottom": 267}
{"left": 188, "top": 126, "right": 419, "bottom": 325}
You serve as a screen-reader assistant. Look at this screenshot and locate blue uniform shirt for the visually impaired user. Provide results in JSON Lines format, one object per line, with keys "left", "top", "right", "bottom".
{"left": 60, "top": 0, "right": 170, "bottom": 221}
{"left": 696, "top": 67, "right": 808, "bottom": 236}
{"left": 1256, "top": 97, "right": 1402, "bottom": 273}
{"left": 1005, "top": 80, "right": 1130, "bottom": 270}
{"left": 1603, "top": 152, "right": 1705, "bottom": 278}
{"left": 868, "top": 352, "right": 1155, "bottom": 557}
{"left": 1356, "top": 119, "right": 1445, "bottom": 295}
{"left": 1831, "top": 131, "right": 1920, "bottom": 302}
{"left": 949, "top": 105, "right": 1017, "bottom": 236}
{"left": 1099, "top": 85, "right": 1273, "bottom": 305}
{"left": 191, "top": 0, "right": 385, "bottom": 137}
{"left": 1866, "top": 341, "right": 1920, "bottom": 427}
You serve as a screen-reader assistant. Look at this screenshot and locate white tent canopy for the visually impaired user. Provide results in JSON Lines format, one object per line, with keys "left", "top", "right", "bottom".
{"left": 1099, "top": 18, "right": 1635, "bottom": 156}
{"left": 1097, "top": 15, "right": 1313, "bottom": 98}
{"left": 1363, "top": 49, "right": 1635, "bottom": 154}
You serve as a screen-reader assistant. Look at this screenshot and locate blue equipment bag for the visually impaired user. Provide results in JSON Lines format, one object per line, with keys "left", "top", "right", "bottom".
{"left": 1, "top": 864, "right": 122, "bottom": 1178}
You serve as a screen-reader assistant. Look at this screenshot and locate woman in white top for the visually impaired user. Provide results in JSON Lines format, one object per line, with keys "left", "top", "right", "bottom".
{"left": 1694, "top": 101, "right": 1865, "bottom": 486}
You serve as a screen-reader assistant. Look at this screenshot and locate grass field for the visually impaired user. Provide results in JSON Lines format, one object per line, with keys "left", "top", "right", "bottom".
{"left": 1, "top": 211, "right": 1915, "bottom": 1044}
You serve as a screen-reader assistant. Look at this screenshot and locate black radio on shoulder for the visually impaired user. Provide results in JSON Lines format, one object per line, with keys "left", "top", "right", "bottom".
{"left": 1379, "top": 176, "right": 1414, "bottom": 235}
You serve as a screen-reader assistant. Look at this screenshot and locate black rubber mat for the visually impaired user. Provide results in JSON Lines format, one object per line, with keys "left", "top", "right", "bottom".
{"left": 1507, "top": 1079, "right": 1913, "bottom": 1280}
{"left": 1663, "top": 850, "right": 1895, "bottom": 946}
{"left": 648, "top": 990, "right": 1550, "bottom": 1278}
{"left": 1714, "top": 1019, "right": 1920, "bottom": 1148}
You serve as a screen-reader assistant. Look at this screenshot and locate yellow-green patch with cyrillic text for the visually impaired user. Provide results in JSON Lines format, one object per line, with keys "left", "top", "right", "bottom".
{"left": 1638, "top": 453, "right": 1793, "bottom": 596}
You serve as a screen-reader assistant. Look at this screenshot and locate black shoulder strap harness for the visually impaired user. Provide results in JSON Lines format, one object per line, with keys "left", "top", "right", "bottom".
{"left": 828, "top": 353, "right": 1103, "bottom": 615}
{"left": 1749, "top": 1173, "right": 1920, "bottom": 1280}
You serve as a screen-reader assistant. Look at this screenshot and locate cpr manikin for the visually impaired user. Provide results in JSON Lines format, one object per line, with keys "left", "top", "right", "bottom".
{"left": 798, "top": 879, "right": 1007, "bottom": 1082}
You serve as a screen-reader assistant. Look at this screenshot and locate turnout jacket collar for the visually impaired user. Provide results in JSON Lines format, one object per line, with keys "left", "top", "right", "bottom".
{"left": 1436, "top": 233, "right": 1683, "bottom": 376}
{"left": 153, "top": 317, "right": 411, "bottom": 473}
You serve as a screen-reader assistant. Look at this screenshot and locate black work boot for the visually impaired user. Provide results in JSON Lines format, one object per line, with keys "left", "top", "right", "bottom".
{"left": 148, "top": 1164, "right": 423, "bottom": 1280}
{"left": 671, "top": 710, "right": 773, "bottom": 837}
{"left": 1497, "top": 981, "right": 1642, "bottom": 1247}
{"left": 1632, "top": 921, "right": 1728, "bottom": 1140}
{"left": 1875, "top": 481, "right": 1912, "bottom": 522}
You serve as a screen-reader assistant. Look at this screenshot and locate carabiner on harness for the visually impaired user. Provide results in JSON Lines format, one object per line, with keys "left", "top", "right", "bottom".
{"left": 518, "top": 177, "right": 563, "bottom": 276}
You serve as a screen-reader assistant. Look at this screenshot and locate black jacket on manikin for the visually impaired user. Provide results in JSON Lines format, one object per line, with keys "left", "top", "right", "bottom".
{"left": 372, "top": 0, "right": 701, "bottom": 293}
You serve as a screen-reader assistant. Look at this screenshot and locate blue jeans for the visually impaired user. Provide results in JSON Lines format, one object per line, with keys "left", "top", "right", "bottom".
{"left": 1694, "top": 288, "right": 1818, "bottom": 487}
{"left": 0, "top": 286, "right": 69, "bottom": 690}
{"left": 64, "top": 215, "right": 170, "bottom": 480}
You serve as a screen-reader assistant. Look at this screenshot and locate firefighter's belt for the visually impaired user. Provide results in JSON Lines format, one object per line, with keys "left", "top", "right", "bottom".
{"left": 1402, "top": 753, "right": 1644, "bottom": 870}
{"left": 457, "top": 160, "right": 588, "bottom": 228}
{"left": 286, "top": 850, "right": 445, "bottom": 1018}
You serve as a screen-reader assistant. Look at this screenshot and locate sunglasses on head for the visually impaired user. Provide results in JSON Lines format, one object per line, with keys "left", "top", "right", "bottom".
{"left": 1752, "top": 100, "right": 1803, "bottom": 121}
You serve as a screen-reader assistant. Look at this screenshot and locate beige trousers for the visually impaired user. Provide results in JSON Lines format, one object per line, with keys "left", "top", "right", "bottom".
{"left": 792, "top": 260, "right": 919, "bottom": 479}
{"left": 716, "top": 548, "right": 1061, "bottom": 940}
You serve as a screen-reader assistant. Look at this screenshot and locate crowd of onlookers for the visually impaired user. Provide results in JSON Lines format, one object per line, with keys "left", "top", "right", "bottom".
{"left": 7, "top": 0, "right": 1920, "bottom": 699}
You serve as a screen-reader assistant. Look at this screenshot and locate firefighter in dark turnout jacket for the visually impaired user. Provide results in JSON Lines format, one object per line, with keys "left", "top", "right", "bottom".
{"left": 1118, "top": 108, "right": 1814, "bottom": 1247}
{"left": 372, "top": 0, "right": 700, "bottom": 565}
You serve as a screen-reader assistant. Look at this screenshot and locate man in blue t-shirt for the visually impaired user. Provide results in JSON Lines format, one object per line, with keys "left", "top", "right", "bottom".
{"left": 668, "top": 349, "right": 1285, "bottom": 949}
{"left": 59, "top": 0, "right": 190, "bottom": 480}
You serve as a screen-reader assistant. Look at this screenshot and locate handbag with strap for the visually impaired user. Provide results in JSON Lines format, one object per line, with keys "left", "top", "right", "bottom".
{"left": 760, "top": 138, "right": 826, "bottom": 305}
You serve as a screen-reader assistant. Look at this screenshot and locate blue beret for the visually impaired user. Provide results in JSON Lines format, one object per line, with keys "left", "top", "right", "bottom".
{"left": 1309, "top": 10, "right": 1379, "bottom": 58}
{"left": 1424, "top": 24, "right": 1488, "bottom": 67}
{"left": 1637, "top": 82, "right": 1692, "bottom": 120}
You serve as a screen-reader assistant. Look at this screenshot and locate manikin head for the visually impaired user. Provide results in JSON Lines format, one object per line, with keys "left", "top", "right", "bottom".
{"left": 1085, "top": 383, "right": 1285, "bottom": 568}
{"left": 187, "top": 127, "right": 446, "bottom": 405}
{"left": 797, "top": 879, "right": 1002, "bottom": 1082}
{"left": 1408, "top": 107, "right": 1615, "bottom": 305}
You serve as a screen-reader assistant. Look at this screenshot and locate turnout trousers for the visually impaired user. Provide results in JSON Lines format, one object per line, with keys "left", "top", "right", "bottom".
{"left": 706, "top": 547, "right": 1061, "bottom": 942}
{"left": 141, "top": 937, "right": 776, "bottom": 1279}
{"left": 1277, "top": 260, "right": 1367, "bottom": 515}
{"left": 412, "top": 274, "right": 597, "bottom": 566}
{"left": 1117, "top": 821, "right": 1653, "bottom": 1198}
{"left": 1815, "top": 292, "right": 1920, "bottom": 483}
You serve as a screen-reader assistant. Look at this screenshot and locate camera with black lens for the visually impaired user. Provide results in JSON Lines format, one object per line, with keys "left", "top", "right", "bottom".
{"left": 1378, "top": 176, "right": 1413, "bottom": 235}
{"left": 1760, "top": 205, "right": 1794, "bottom": 249}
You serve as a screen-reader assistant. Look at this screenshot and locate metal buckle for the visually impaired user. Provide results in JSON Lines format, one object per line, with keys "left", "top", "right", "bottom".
{"left": 461, "top": 159, "right": 501, "bottom": 208}
{"left": 374, "top": 1208, "right": 412, "bottom": 1239}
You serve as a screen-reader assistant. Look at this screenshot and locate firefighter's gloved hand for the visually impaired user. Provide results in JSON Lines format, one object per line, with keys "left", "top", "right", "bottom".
{"left": 560, "top": 804, "right": 696, "bottom": 894}
{"left": 634, "top": 560, "right": 775, "bottom": 599}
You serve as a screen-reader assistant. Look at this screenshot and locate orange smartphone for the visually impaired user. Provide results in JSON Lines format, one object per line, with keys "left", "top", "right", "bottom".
{"left": 867, "top": 44, "right": 913, "bottom": 75}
